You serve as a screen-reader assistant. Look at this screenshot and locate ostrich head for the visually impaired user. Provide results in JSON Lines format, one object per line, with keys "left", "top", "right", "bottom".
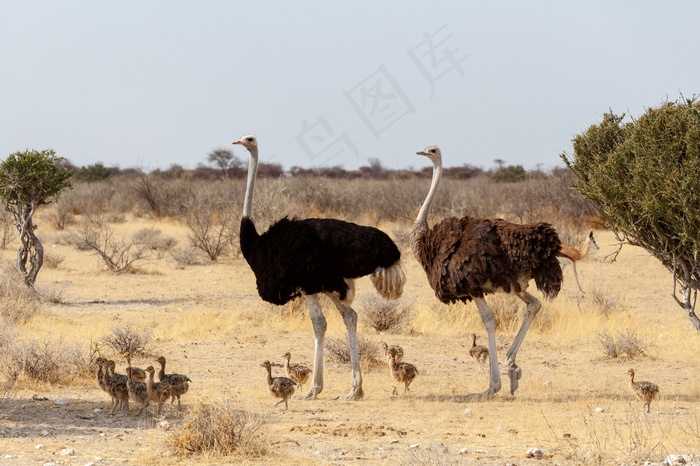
{"left": 155, "top": 356, "right": 166, "bottom": 365}
{"left": 627, "top": 368, "right": 635, "bottom": 377}
{"left": 283, "top": 352, "right": 291, "bottom": 360}
{"left": 261, "top": 360, "right": 271, "bottom": 369}
{"left": 145, "top": 365, "right": 155, "bottom": 375}
{"left": 416, "top": 145, "right": 441, "bottom": 161}
{"left": 233, "top": 134, "right": 258, "bottom": 150}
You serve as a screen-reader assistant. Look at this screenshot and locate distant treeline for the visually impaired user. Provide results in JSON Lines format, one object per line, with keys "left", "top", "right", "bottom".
{"left": 63, "top": 154, "right": 562, "bottom": 184}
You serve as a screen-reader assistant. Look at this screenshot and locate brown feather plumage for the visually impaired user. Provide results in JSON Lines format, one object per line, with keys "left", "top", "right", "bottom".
{"left": 414, "top": 217, "right": 562, "bottom": 303}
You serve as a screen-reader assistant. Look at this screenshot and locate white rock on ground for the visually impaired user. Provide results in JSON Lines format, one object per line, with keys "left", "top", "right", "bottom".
{"left": 61, "top": 448, "right": 75, "bottom": 456}
{"left": 55, "top": 398, "right": 69, "bottom": 406}
{"left": 664, "top": 454, "right": 695, "bottom": 465}
{"left": 40, "top": 430, "right": 49, "bottom": 436}
{"left": 459, "top": 448, "right": 468, "bottom": 454}
{"left": 526, "top": 447, "right": 543, "bottom": 458}
{"left": 35, "top": 444, "right": 46, "bottom": 449}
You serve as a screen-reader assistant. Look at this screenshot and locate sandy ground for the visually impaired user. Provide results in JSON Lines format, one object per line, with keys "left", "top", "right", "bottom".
{"left": 0, "top": 219, "right": 699, "bottom": 465}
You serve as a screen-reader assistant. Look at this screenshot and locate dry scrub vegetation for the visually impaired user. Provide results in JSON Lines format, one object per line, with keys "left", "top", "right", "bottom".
{"left": 0, "top": 174, "right": 698, "bottom": 465}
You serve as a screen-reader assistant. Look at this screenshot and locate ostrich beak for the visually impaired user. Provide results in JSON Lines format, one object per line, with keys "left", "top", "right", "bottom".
{"left": 232, "top": 140, "right": 243, "bottom": 145}
{"left": 416, "top": 151, "right": 427, "bottom": 156}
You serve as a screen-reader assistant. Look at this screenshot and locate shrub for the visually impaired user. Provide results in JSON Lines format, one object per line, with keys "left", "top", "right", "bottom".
{"left": 76, "top": 218, "right": 148, "bottom": 273}
{"left": 169, "top": 246, "right": 207, "bottom": 268}
{"left": 324, "top": 336, "right": 382, "bottom": 370}
{"left": 0, "top": 262, "right": 41, "bottom": 323}
{"left": 595, "top": 329, "right": 648, "bottom": 359}
{"left": 0, "top": 335, "right": 68, "bottom": 384}
{"left": 65, "top": 339, "right": 101, "bottom": 378}
{"left": 359, "top": 295, "right": 414, "bottom": 333}
{"left": 100, "top": 324, "right": 151, "bottom": 355}
{"left": 167, "top": 400, "right": 268, "bottom": 457}
{"left": 132, "top": 228, "right": 177, "bottom": 258}
{"left": 42, "top": 251, "right": 65, "bottom": 269}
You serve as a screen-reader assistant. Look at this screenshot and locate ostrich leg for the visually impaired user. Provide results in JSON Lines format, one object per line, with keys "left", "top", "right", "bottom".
{"left": 502, "top": 291, "right": 541, "bottom": 395}
{"left": 473, "top": 298, "right": 501, "bottom": 398}
{"left": 330, "top": 297, "right": 364, "bottom": 400}
{"left": 296, "top": 293, "right": 326, "bottom": 400}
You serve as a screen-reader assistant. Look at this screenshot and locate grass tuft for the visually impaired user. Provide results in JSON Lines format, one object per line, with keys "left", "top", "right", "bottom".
{"left": 167, "top": 400, "right": 269, "bottom": 458}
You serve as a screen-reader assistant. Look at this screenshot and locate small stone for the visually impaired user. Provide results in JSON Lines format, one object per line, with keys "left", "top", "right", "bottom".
{"left": 61, "top": 448, "right": 75, "bottom": 456}
{"left": 157, "top": 420, "right": 170, "bottom": 431}
{"left": 43, "top": 463, "right": 56, "bottom": 466}
{"left": 85, "top": 463, "right": 96, "bottom": 466}
{"left": 475, "top": 449, "right": 488, "bottom": 454}
{"left": 459, "top": 448, "right": 469, "bottom": 454}
{"left": 40, "top": 430, "right": 49, "bottom": 436}
{"left": 55, "top": 398, "right": 69, "bottom": 406}
{"left": 388, "top": 439, "right": 399, "bottom": 445}
{"left": 21, "top": 404, "right": 28, "bottom": 408}
{"left": 94, "top": 457, "right": 103, "bottom": 462}
{"left": 93, "top": 408, "right": 102, "bottom": 414}
{"left": 664, "top": 454, "right": 692, "bottom": 465}
{"left": 464, "top": 408, "right": 473, "bottom": 416}
{"left": 526, "top": 447, "right": 543, "bottom": 458}
{"left": 544, "top": 380, "right": 552, "bottom": 386}
{"left": 594, "top": 407, "right": 604, "bottom": 412}
{"left": 409, "top": 443, "right": 420, "bottom": 449}
{"left": 35, "top": 444, "right": 46, "bottom": 449}
{"left": 4, "top": 455, "right": 13, "bottom": 459}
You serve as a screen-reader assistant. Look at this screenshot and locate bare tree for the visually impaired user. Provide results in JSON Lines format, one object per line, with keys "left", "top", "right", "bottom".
{"left": 208, "top": 148, "right": 243, "bottom": 180}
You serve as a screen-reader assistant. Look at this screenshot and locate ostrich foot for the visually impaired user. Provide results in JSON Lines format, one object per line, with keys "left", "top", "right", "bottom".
{"left": 469, "top": 384, "right": 501, "bottom": 400}
{"left": 335, "top": 386, "right": 364, "bottom": 401}
{"left": 508, "top": 363, "right": 522, "bottom": 395}
{"left": 293, "top": 386, "right": 322, "bottom": 400}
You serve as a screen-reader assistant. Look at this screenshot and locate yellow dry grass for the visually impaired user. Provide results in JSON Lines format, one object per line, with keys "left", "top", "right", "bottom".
{"left": 0, "top": 218, "right": 698, "bottom": 465}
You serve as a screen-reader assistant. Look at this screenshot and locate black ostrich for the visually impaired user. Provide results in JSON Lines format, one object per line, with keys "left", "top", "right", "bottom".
{"left": 410, "top": 145, "right": 562, "bottom": 398}
{"left": 234, "top": 135, "right": 406, "bottom": 400}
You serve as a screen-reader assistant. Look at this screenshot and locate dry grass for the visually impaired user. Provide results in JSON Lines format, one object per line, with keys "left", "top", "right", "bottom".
{"left": 167, "top": 399, "right": 269, "bottom": 458}
{"left": 0, "top": 262, "right": 42, "bottom": 323}
{"left": 595, "top": 329, "right": 649, "bottom": 359}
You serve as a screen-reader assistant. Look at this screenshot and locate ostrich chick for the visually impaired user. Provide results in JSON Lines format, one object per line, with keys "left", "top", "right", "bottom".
{"left": 283, "top": 352, "right": 311, "bottom": 392}
{"left": 123, "top": 352, "right": 147, "bottom": 382}
{"left": 627, "top": 368, "right": 659, "bottom": 413}
{"left": 145, "top": 366, "right": 172, "bottom": 416}
{"left": 469, "top": 333, "right": 489, "bottom": 373}
{"left": 381, "top": 342, "right": 404, "bottom": 363}
{"left": 261, "top": 360, "right": 296, "bottom": 410}
{"left": 387, "top": 347, "right": 418, "bottom": 393}
{"left": 155, "top": 356, "right": 191, "bottom": 409}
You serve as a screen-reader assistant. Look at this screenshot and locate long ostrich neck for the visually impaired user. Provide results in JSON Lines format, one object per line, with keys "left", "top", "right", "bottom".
{"left": 243, "top": 146, "right": 259, "bottom": 218}
{"left": 411, "top": 158, "right": 442, "bottom": 258}
{"left": 415, "top": 158, "right": 443, "bottom": 226}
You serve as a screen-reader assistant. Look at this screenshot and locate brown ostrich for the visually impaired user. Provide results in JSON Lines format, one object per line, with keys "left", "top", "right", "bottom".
{"left": 627, "top": 368, "right": 659, "bottom": 413}
{"left": 235, "top": 135, "right": 406, "bottom": 401}
{"left": 103, "top": 359, "right": 130, "bottom": 414}
{"left": 387, "top": 347, "right": 418, "bottom": 393}
{"left": 261, "top": 360, "right": 296, "bottom": 410}
{"left": 411, "top": 146, "right": 562, "bottom": 398}
{"left": 282, "top": 352, "right": 312, "bottom": 392}
{"left": 469, "top": 333, "right": 489, "bottom": 373}
{"left": 122, "top": 352, "right": 146, "bottom": 382}
{"left": 124, "top": 353, "right": 149, "bottom": 417}
{"left": 558, "top": 229, "right": 599, "bottom": 294}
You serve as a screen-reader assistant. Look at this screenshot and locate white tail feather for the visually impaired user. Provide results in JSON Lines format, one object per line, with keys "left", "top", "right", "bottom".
{"left": 371, "top": 261, "right": 406, "bottom": 300}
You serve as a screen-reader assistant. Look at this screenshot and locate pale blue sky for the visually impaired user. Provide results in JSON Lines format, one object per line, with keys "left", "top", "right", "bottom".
{"left": 1, "top": 1, "right": 698, "bottom": 171}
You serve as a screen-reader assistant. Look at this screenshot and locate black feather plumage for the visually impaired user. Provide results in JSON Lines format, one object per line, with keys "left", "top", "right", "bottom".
{"left": 241, "top": 216, "right": 401, "bottom": 305}
{"left": 413, "top": 216, "right": 562, "bottom": 303}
